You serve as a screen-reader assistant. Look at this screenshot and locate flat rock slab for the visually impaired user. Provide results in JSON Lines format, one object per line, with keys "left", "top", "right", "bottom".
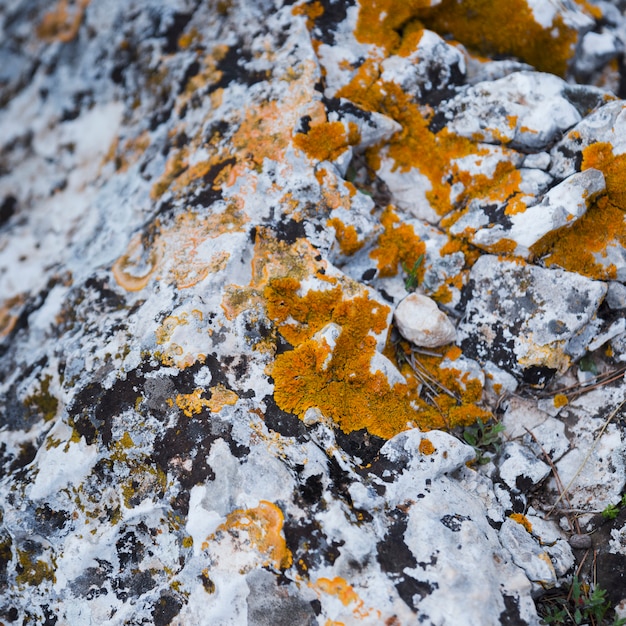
{"left": 458, "top": 255, "right": 606, "bottom": 385}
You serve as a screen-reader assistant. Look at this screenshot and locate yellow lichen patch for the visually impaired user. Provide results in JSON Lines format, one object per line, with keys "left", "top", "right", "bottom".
{"left": 313, "top": 577, "right": 382, "bottom": 621}
{"left": 292, "top": 1, "right": 325, "bottom": 29}
{"left": 155, "top": 309, "right": 208, "bottom": 368}
{"left": 412, "top": 0, "right": 580, "bottom": 77}
{"left": 37, "top": 0, "right": 90, "bottom": 43}
{"left": 533, "top": 195, "right": 625, "bottom": 280}
{"left": 553, "top": 393, "right": 569, "bottom": 408}
{"left": 174, "top": 388, "right": 212, "bottom": 417}
{"left": 24, "top": 375, "right": 59, "bottom": 423}
{"left": 222, "top": 228, "right": 331, "bottom": 320}
{"left": 517, "top": 339, "right": 571, "bottom": 375}
{"left": 294, "top": 120, "right": 361, "bottom": 163}
{"left": 370, "top": 206, "right": 426, "bottom": 277}
{"left": 204, "top": 501, "right": 292, "bottom": 570}
{"left": 510, "top": 512, "right": 533, "bottom": 533}
{"left": 336, "top": 62, "right": 474, "bottom": 217}
{"left": 0, "top": 293, "right": 26, "bottom": 338}
{"left": 328, "top": 218, "right": 364, "bottom": 256}
{"left": 16, "top": 549, "right": 56, "bottom": 587}
{"left": 113, "top": 207, "right": 245, "bottom": 292}
{"left": 206, "top": 384, "right": 238, "bottom": 412}
{"left": 419, "top": 438, "right": 436, "bottom": 455}
{"left": 120, "top": 463, "right": 167, "bottom": 509}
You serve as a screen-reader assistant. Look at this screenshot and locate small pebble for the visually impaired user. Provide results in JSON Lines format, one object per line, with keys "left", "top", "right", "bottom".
{"left": 569, "top": 534, "right": 592, "bottom": 550}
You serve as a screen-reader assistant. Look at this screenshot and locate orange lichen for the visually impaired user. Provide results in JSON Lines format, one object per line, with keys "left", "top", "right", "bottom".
{"left": 313, "top": 577, "right": 382, "bottom": 621}
{"left": 411, "top": 0, "right": 580, "bottom": 77}
{"left": 173, "top": 389, "right": 212, "bottom": 417}
{"left": 222, "top": 228, "right": 332, "bottom": 320}
{"left": 336, "top": 61, "right": 474, "bottom": 217}
{"left": 113, "top": 207, "right": 246, "bottom": 292}
{"left": 328, "top": 218, "right": 365, "bottom": 256}
{"left": 178, "top": 27, "right": 201, "bottom": 49}
{"left": 292, "top": 1, "right": 325, "bottom": 29}
{"left": 0, "top": 294, "right": 26, "bottom": 338}
{"left": 37, "top": 0, "right": 90, "bottom": 43}
{"left": 369, "top": 206, "right": 426, "bottom": 277}
{"left": 269, "top": 284, "right": 422, "bottom": 439}
{"left": 354, "top": 0, "right": 436, "bottom": 53}
{"left": 534, "top": 190, "right": 626, "bottom": 280}
{"left": 553, "top": 393, "right": 569, "bottom": 408}
{"left": 204, "top": 501, "right": 292, "bottom": 570}
{"left": 510, "top": 513, "right": 533, "bottom": 533}
{"left": 155, "top": 310, "right": 208, "bottom": 368}
{"left": 294, "top": 121, "right": 361, "bottom": 163}
{"left": 206, "top": 384, "right": 238, "bottom": 412}
{"left": 581, "top": 142, "right": 626, "bottom": 210}
{"left": 419, "top": 438, "right": 436, "bottom": 455}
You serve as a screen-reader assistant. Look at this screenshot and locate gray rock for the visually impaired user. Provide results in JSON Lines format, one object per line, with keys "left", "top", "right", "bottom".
{"left": 441, "top": 72, "right": 582, "bottom": 151}
{"left": 497, "top": 441, "right": 551, "bottom": 491}
{"left": 458, "top": 255, "right": 607, "bottom": 384}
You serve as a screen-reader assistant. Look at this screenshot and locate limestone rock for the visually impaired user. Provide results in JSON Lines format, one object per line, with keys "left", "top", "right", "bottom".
{"left": 394, "top": 293, "right": 456, "bottom": 347}
{"left": 458, "top": 255, "right": 607, "bottom": 385}
{"left": 2, "top": 0, "right": 626, "bottom": 623}
{"left": 441, "top": 72, "right": 582, "bottom": 151}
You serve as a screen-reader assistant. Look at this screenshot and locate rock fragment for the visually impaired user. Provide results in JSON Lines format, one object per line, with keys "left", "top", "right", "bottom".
{"left": 394, "top": 293, "right": 456, "bottom": 347}
{"left": 458, "top": 255, "right": 607, "bottom": 384}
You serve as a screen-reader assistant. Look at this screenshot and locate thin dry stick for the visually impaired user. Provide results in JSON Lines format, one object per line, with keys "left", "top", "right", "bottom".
{"left": 548, "top": 397, "right": 626, "bottom": 517}
{"left": 537, "top": 365, "right": 626, "bottom": 399}
{"left": 524, "top": 427, "right": 581, "bottom": 535}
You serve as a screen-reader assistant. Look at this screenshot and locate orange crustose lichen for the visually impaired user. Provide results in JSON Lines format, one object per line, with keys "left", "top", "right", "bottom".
{"left": 370, "top": 206, "right": 426, "bottom": 277}
{"left": 509, "top": 513, "right": 533, "bottom": 533}
{"left": 37, "top": 0, "right": 90, "bottom": 43}
{"left": 113, "top": 207, "right": 246, "bottom": 292}
{"left": 534, "top": 141, "right": 626, "bottom": 279}
{"left": 419, "top": 438, "right": 436, "bottom": 455}
{"left": 269, "top": 280, "right": 419, "bottom": 439}
{"left": 328, "top": 218, "right": 365, "bottom": 256}
{"left": 355, "top": 0, "right": 582, "bottom": 77}
{"left": 294, "top": 120, "right": 361, "bottom": 163}
{"left": 336, "top": 59, "right": 474, "bottom": 218}
{"left": 204, "top": 501, "right": 292, "bottom": 571}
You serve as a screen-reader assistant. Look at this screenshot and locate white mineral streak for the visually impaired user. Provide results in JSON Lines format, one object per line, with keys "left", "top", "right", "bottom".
{"left": 394, "top": 293, "right": 456, "bottom": 347}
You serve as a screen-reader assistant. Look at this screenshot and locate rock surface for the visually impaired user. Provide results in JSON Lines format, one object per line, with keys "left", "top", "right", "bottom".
{"left": 1, "top": 1, "right": 626, "bottom": 625}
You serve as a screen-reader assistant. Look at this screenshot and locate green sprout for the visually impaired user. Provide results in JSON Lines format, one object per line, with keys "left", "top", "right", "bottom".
{"left": 460, "top": 417, "right": 505, "bottom": 465}
{"left": 601, "top": 494, "right": 626, "bottom": 520}
{"left": 403, "top": 254, "right": 424, "bottom": 292}
{"left": 538, "top": 576, "right": 626, "bottom": 626}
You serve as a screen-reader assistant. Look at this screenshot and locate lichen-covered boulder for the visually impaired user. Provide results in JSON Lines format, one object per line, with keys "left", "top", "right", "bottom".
{"left": 2, "top": 0, "right": 626, "bottom": 624}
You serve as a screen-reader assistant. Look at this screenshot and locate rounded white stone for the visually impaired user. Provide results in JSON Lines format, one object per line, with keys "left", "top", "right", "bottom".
{"left": 394, "top": 293, "right": 456, "bottom": 347}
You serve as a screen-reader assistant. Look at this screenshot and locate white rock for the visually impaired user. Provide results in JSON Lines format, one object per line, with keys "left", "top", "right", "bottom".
{"left": 443, "top": 72, "right": 582, "bottom": 151}
{"left": 497, "top": 441, "right": 551, "bottom": 491}
{"left": 469, "top": 168, "right": 605, "bottom": 258}
{"left": 499, "top": 519, "right": 557, "bottom": 588}
{"left": 394, "top": 293, "right": 456, "bottom": 347}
